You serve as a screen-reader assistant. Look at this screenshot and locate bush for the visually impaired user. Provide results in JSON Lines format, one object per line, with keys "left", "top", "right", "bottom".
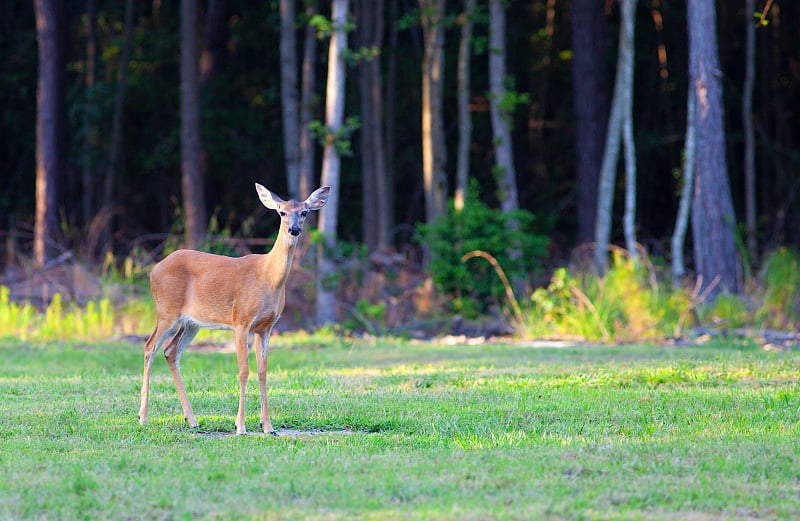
{"left": 524, "top": 252, "right": 692, "bottom": 342}
{"left": 416, "top": 179, "right": 550, "bottom": 315}
{"left": 756, "top": 247, "right": 800, "bottom": 329}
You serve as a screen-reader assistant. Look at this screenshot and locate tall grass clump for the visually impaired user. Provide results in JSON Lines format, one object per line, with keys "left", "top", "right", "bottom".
{"left": 0, "top": 287, "right": 114, "bottom": 341}
{"left": 756, "top": 247, "right": 800, "bottom": 329}
{"left": 523, "top": 252, "right": 691, "bottom": 342}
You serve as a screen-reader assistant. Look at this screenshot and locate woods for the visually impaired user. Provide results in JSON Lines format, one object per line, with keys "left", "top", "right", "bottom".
{"left": 2, "top": 0, "right": 797, "bottom": 322}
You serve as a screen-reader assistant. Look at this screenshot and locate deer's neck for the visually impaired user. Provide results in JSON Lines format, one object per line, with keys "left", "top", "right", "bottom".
{"left": 259, "top": 228, "right": 299, "bottom": 289}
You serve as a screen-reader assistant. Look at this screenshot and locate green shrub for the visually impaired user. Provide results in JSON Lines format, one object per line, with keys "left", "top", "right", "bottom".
{"left": 756, "top": 247, "right": 800, "bottom": 329}
{"left": 416, "top": 179, "right": 549, "bottom": 315}
{"left": 524, "top": 252, "right": 692, "bottom": 342}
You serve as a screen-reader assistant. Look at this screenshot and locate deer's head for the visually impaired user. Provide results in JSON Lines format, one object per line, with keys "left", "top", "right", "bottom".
{"left": 255, "top": 184, "right": 330, "bottom": 237}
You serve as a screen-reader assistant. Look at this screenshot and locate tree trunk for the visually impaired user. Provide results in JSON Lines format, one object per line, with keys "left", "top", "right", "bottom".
{"left": 82, "top": 0, "right": 98, "bottom": 227}
{"left": 621, "top": 5, "right": 638, "bottom": 262}
{"left": 181, "top": 0, "right": 206, "bottom": 249}
{"left": 688, "top": 0, "right": 741, "bottom": 295}
{"left": 299, "top": 0, "right": 319, "bottom": 199}
{"left": 571, "top": 0, "right": 608, "bottom": 244}
{"left": 316, "top": 0, "right": 349, "bottom": 325}
{"left": 488, "top": 0, "right": 518, "bottom": 213}
{"left": 358, "top": 0, "right": 389, "bottom": 252}
{"left": 671, "top": 88, "right": 696, "bottom": 285}
{"left": 280, "top": 0, "right": 301, "bottom": 199}
{"left": 33, "top": 0, "right": 65, "bottom": 267}
{"left": 594, "top": 0, "right": 637, "bottom": 274}
{"left": 383, "top": 0, "right": 398, "bottom": 223}
{"left": 102, "top": 0, "right": 134, "bottom": 252}
{"left": 420, "top": 0, "right": 447, "bottom": 225}
{"left": 454, "top": 0, "right": 475, "bottom": 212}
{"left": 743, "top": 0, "right": 757, "bottom": 264}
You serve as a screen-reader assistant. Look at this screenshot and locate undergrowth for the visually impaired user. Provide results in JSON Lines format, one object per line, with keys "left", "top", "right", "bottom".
{"left": 3, "top": 247, "right": 800, "bottom": 343}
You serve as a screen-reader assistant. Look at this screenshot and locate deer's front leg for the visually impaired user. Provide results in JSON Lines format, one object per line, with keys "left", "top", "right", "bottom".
{"left": 255, "top": 331, "right": 277, "bottom": 435}
{"left": 234, "top": 327, "right": 250, "bottom": 435}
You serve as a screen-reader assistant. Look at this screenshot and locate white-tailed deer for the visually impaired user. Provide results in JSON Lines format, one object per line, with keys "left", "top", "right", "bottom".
{"left": 138, "top": 184, "right": 330, "bottom": 435}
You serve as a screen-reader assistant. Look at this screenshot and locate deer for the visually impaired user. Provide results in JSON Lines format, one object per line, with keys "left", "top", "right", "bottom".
{"left": 138, "top": 184, "right": 330, "bottom": 435}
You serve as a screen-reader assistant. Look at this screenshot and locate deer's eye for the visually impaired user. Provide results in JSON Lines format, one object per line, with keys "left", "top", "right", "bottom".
{"left": 279, "top": 211, "right": 287, "bottom": 217}
{"left": 301, "top": 210, "right": 308, "bottom": 217}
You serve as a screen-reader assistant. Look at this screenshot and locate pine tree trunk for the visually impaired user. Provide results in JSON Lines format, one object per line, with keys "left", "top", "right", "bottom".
{"left": 571, "top": 0, "right": 608, "bottom": 244}
{"left": 316, "top": 0, "right": 349, "bottom": 325}
{"left": 688, "top": 0, "right": 741, "bottom": 295}
{"left": 454, "top": 0, "right": 475, "bottom": 212}
{"left": 33, "top": 0, "right": 65, "bottom": 267}
{"left": 82, "top": 0, "right": 97, "bottom": 227}
{"left": 102, "top": 0, "right": 134, "bottom": 252}
{"left": 280, "top": 0, "right": 301, "bottom": 199}
{"left": 358, "top": 0, "right": 389, "bottom": 252}
{"left": 743, "top": 0, "right": 757, "bottom": 263}
{"left": 488, "top": 0, "right": 518, "bottom": 213}
{"left": 299, "top": 0, "right": 318, "bottom": 199}
{"left": 180, "top": 0, "right": 206, "bottom": 249}
{"left": 594, "top": 0, "right": 637, "bottom": 274}
{"left": 420, "top": 0, "right": 447, "bottom": 225}
{"left": 621, "top": 0, "right": 638, "bottom": 261}
{"left": 671, "top": 88, "right": 696, "bottom": 284}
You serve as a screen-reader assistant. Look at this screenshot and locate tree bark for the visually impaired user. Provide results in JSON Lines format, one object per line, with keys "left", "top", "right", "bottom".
{"left": 358, "top": 0, "right": 389, "bottom": 252}
{"left": 102, "top": 0, "right": 134, "bottom": 252}
{"left": 316, "top": 0, "right": 349, "bottom": 325}
{"left": 571, "top": 0, "right": 608, "bottom": 244}
{"left": 489, "top": 0, "right": 518, "bottom": 213}
{"left": 82, "top": 0, "right": 97, "bottom": 227}
{"left": 687, "top": 0, "right": 741, "bottom": 295}
{"left": 383, "top": 0, "right": 399, "bottom": 222}
{"left": 181, "top": 0, "right": 206, "bottom": 249}
{"left": 420, "top": 0, "right": 447, "bottom": 225}
{"left": 280, "top": 0, "right": 301, "bottom": 199}
{"left": 454, "top": 0, "right": 475, "bottom": 212}
{"left": 743, "top": 0, "right": 757, "bottom": 263}
{"left": 594, "top": 0, "right": 637, "bottom": 274}
{"left": 621, "top": 3, "right": 638, "bottom": 262}
{"left": 671, "top": 88, "right": 696, "bottom": 285}
{"left": 33, "top": 0, "right": 65, "bottom": 267}
{"left": 299, "top": 0, "right": 319, "bottom": 199}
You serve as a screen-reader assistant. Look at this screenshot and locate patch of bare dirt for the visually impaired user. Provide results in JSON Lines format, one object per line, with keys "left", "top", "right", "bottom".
{"left": 196, "top": 428, "right": 356, "bottom": 438}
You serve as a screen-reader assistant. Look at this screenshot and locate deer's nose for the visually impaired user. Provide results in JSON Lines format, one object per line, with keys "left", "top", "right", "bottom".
{"left": 288, "top": 225, "right": 302, "bottom": 236}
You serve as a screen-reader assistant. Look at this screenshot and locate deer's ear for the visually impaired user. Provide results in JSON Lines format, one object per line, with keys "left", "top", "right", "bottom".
{"left": 305, "top": 186, "right": 331, "bottom": 211}
{"left": 255, "top": 183, "right": 285, "bottom": 210}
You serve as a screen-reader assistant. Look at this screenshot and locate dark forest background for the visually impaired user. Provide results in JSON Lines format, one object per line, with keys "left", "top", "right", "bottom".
{"left": 1, "top": 0, "right": 798, "bottom": 292}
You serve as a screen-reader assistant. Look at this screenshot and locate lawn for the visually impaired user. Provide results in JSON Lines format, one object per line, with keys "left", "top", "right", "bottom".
{"left": 0, "top": 335, "right": 798, "bottom": 520}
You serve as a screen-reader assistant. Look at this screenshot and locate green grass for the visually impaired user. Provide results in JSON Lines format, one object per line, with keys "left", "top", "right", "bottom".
{"left": 1, "top": 336, "right": 799, "bottom": 520}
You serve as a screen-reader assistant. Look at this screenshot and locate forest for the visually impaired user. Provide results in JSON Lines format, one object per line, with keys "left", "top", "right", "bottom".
{"left": 1, "top": 0, "right": 799, "bottom": 331}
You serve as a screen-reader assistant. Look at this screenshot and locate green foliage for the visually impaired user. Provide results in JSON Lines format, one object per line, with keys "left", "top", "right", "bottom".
{"left": 309, "top": 116, "right": 361, "bottom": 157}
{"left": 0, "top": 288, "right": 114, "bottom": 342}
{"left": 700, "top": 293, "right": 751, "bottom": 330}
{"left": 417, "top": 180, "right": 549, "bottom": 315}
{"left": 756, "top": 247, "right": 800, "bottom": 329}
{"left": 524, "top": 252, "right": 691, "bottom": 342}
{"left": 344, "top": 298, "right": 387, "bottom": 336}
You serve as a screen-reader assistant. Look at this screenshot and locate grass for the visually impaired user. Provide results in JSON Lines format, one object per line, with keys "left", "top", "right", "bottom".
{"left": 0, "top": 336, "right": 799, "bottom": 520}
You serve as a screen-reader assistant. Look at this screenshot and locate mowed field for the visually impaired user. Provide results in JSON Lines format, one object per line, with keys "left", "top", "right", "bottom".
{"left": 0, "top": 336, "right": 799, "bottom": 520}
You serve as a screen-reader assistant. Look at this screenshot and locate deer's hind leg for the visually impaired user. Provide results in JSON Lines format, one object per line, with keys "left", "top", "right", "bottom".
{"left": 139, "top": 318, "right": 176, "bottom": 425}
{"left": 163, "top": 320, "right": 201, "bottom": 428}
